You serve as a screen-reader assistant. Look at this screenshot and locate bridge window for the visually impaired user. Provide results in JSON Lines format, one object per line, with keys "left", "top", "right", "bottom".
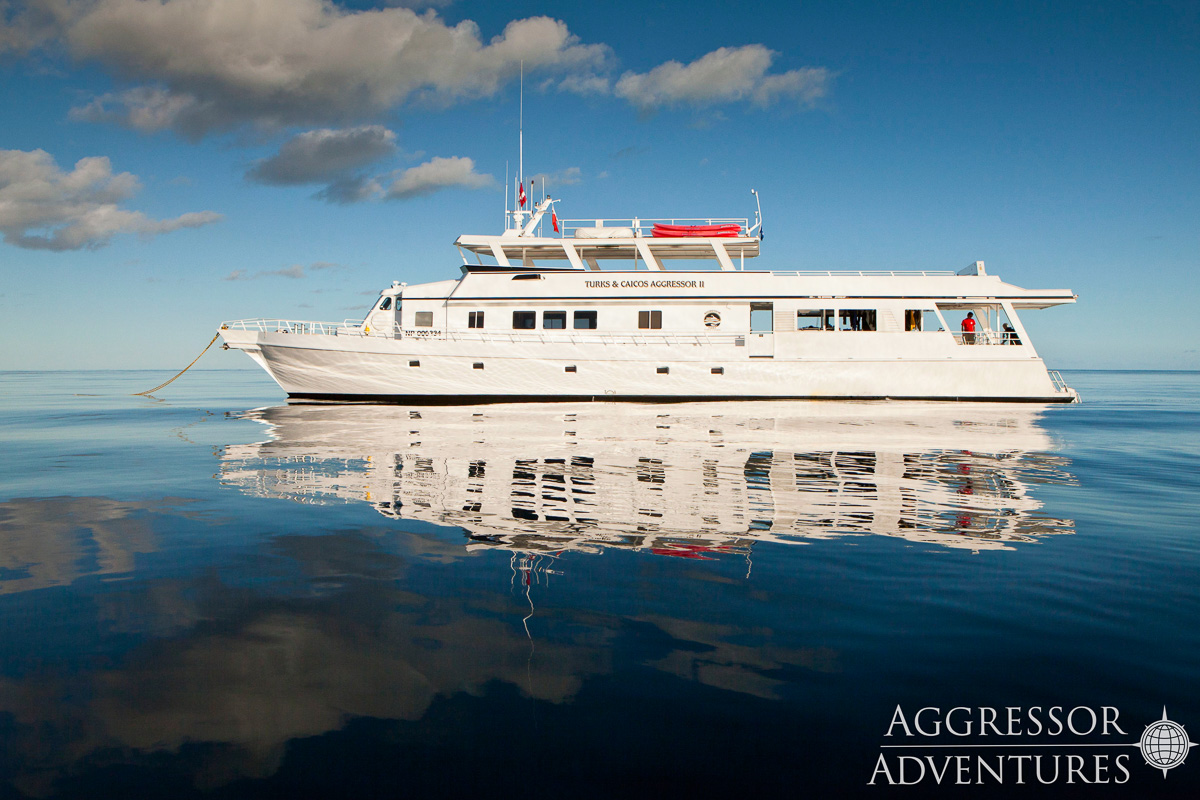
{"left": 543, "top": 311, "right": 567, "bottom": 329}
{"left": 639, "top": 310, "right": 663, "bottom": 329}
{"left": 379, "top": 297, "right": 392, "bottom": 310}
{"left": 839, "top": 310, "right": 877, "bottom": 331}
{"left": 574, "top": 310, "right": 598, "bottom": 329}
{"left": 797, "top": 309, "right": 834, "bottom": 331}
{"left": 512, "top": 311, "right": 536, "bottom": 329}
{"left": 468, "top": 311, "right": 485, "bottom": 329}
{"left": 414, "top": 311, "right": 433, "bottom": 327}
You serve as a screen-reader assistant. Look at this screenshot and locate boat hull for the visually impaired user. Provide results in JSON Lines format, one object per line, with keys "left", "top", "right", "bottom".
{"left": 222, "top": 329, "right": 1078, "bottom": 404}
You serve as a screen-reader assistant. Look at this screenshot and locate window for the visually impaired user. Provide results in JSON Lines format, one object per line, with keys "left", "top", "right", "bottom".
{"left": 468, "top": 311, "right": 485, "bottom": 329}
{"left": 409, "top": 360, "right": 420, "bottom": 367}
{"left": 565, "top": 365, "right": 577, "bottom": 373}
{"left": 512, "top": 311, "right": 536, "bottom": 329}
{"left": 711, "top": 367, "right": 724, "bottom": 375}
{"left": 656, "top": 366, "right": 670, "bottom": 374}
{"left": 839, "top": 310, "right": 877, "bottom": 332}
{"left": 473, "top": 362, "right": 484, "bottom": 370}
{"left": 904, "top": 309, "right": 945, "bottom": 332}
{"left": 543, "top": 311, "right": 567, "bottom": 329}
{"left": 797, "top": 309, "right": 834, "bottom": 331}
{"left": 379, "top": 297, "right": 392, "bottom": 310}
{"left": 639, "top": 310, "right": 663, "bottom": 329}
{"left": 414, "top": 311, "right": 433, "bottom": 327}
{"left": 573, "top": 310, "right": 598, "bottom": 329}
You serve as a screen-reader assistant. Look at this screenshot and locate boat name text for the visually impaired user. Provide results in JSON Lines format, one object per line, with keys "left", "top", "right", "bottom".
{"left": 584, "top": 280, "right": 705, "bottom": 289}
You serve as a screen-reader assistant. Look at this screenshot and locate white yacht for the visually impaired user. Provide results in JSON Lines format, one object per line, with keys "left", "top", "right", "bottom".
{"left": 220, "top": 195, "right": 1078, "bottom": 403}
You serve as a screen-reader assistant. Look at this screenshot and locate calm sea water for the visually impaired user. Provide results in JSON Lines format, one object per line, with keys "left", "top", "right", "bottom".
{"left": 1, "top": 370, "right": 1198, "bottom": 798}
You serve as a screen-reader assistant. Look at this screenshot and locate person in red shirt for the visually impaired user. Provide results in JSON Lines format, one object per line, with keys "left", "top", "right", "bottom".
{"left": 961, "top": 312, "right": 976, "bottom": 344}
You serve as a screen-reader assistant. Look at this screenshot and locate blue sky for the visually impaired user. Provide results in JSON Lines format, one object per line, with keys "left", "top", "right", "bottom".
{"left": 1, "top": 0, "right": 1196, "bottom": 370}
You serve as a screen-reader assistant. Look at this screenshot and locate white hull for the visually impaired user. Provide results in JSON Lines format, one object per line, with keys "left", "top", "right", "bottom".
{"left": 223, "top": 328, "right": 1074, "bottom": 403}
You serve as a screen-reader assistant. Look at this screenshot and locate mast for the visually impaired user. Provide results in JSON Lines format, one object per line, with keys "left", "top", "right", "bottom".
{"left": 519, "top": 61, "right": 524, "bottom": 209}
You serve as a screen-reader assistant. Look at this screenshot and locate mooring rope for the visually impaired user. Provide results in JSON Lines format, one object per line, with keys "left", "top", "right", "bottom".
{"left": 133, "top": 332, "right": 221, "bottom": 396}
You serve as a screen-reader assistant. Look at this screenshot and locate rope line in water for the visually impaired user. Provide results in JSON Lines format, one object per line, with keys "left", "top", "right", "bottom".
{"left": 133, "top": 332, "right": 221, "bottom": 396}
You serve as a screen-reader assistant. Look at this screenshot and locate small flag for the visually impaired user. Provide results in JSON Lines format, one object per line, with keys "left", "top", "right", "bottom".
{"left": 551, "top": 209, "right": 559, "bottom": 233}
{"left": 518, "top": 181, "right": 526, "bottom": 208}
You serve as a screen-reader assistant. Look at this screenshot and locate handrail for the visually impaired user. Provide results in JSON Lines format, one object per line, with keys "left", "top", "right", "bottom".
{"left": 222, "top": 319, "right": 363, "bottom": 336}
{"left": 950, "top": 330, "right": 1016, "bottom": 346}
{"left": 221, "top": 318, "right": 749, "bottom": 346}
{"left": 559, "top": 217, "right": 750, "bottom": 238}
{"left": 770, "top": 270, "right": 957, "bottom": 277}
{"left": 439, "top": 330, "right": 746, "bottom": 347}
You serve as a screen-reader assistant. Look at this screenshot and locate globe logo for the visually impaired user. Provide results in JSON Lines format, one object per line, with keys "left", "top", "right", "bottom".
{"left": 1138, "top": 708, "right": 1197, "bottom": 778}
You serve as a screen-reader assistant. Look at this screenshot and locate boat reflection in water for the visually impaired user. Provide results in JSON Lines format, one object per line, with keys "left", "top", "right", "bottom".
{"left": 221, "top": 402, "right": 1075, "bottom": 555}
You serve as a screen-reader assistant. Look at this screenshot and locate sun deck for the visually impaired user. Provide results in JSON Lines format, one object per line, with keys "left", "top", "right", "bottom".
{"left": 456, "top": 198, "right": 762, "bottom": 270}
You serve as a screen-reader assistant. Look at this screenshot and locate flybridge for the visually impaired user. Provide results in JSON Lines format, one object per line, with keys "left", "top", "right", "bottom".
{"left": 455, "top": 196, "right": 763, "bottom": 271}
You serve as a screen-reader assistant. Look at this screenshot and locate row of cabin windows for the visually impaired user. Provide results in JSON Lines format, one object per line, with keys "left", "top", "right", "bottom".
{"left": 409, "top": 307, "right": 941, "bottom": 332}
{"left": 408, "top": 360, "right": 724, "bottom": 375}
{"left": 794, "top": 309, "right": 942, "bottom": 332}
{"left": 797, "top": 309, "right": 878, "bottom": 332}
{"left": 511, "top": 310, "right": 600, "bottom": 330}
{"left": 412, "top": 309, "right": 646, "bottom": 330}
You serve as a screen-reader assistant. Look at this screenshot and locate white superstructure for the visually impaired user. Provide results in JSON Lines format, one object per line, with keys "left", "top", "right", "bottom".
{"left": 220, "top": 195, "right": 1078, "bottom": 403}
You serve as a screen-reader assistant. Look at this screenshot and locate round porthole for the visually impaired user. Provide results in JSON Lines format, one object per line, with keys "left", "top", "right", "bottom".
{"left": 704, "top": 311, "right": 721, "bottom": 328}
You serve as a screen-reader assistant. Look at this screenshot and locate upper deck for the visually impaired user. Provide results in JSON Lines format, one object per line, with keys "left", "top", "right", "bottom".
{"left": 455, "top": 198, "right": 761, "bottom": 271}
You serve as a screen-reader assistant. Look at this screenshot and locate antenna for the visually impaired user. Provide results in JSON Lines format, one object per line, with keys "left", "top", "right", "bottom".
{"left": 519, "top": 61, "right": 524, "bottom": 207}
{"left": 504, "top": 161, "right": 509, "bottom": 229}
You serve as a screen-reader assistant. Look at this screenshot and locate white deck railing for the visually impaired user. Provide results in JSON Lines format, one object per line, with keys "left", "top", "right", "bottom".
{"left": 950, "top": 331, "right": 1023, "bottom": 346}
{"left": 438, "top": 329, "right": 747, "bottom": 347}
{"left": 770, "top": 270, "right": 957, "bottom": 277}
{"left": 222, "top": 319, "right": 364, "bottom": 335}
{"left": 222, "top": 319, "right": 749, "bottom": 346}
{"left": 559, "top": 217, "right": 750, "bottom": 238}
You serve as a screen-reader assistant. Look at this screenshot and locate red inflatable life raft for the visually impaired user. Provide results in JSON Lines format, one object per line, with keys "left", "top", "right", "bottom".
{"left": 651, "top": 223, "right": 743, "bottom": 238}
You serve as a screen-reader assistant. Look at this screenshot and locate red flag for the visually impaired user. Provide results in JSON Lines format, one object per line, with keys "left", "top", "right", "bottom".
{"left": 518, "top": 181, "right": 526, "bottom": 208}
{"left": 551, "top": 209, "right": 559, "bottom": 233}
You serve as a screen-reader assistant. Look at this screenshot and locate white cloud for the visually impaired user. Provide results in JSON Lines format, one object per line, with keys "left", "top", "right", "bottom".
{"left": 0, "top": 148, "right": 221, "bottom": 251}
{"left": 614, "top": 45, "right": 830, "bottom": 111}
{"left": 51, "top": 0, "right": 609, "bottom": 136}
{"left": 527, "top": 166, "right": 582, "bottom": 190}
{"left": 556, "top": 73, "right": 611, "bottom": 96}
{"left": 384, "top": 156, "right": 492, "bottom": 200}
{"left": 247, "top": 126, "right": 397, "bottom": 185}
{"left": 223, "top": 261, "right": 340, "bottom": 280}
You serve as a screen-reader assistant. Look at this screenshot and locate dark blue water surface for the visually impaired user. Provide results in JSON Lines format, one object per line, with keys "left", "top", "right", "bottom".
{"left": 1, "top": 370, "right": 1198, "bottom": 798}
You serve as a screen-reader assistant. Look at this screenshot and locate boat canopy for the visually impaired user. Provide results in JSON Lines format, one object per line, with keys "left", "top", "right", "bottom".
{"left": 455, "top": 197, "right": 761, "bottom": 271}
